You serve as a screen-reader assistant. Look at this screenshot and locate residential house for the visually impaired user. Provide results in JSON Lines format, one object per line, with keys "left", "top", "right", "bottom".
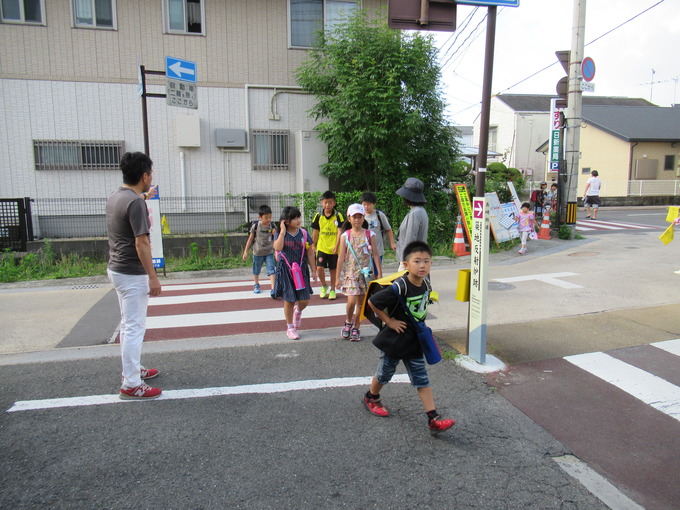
{"left": 477, "top": 94, "right": 654, "bottom": 180}
{"left": 539, "top": 104, "right": 680, "bottom": 197}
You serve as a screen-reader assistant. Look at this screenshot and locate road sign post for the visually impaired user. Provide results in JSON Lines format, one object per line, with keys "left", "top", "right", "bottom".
{"left": 468, "top": 197, "right": 490, "bottom": 364}
{"left": 165, "top": 57, "right": 198, "bottom": 109}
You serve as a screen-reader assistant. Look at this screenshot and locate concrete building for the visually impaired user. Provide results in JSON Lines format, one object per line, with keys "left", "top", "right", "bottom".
{"left": 1, "top": 0, "right": 383, "bottom": 204}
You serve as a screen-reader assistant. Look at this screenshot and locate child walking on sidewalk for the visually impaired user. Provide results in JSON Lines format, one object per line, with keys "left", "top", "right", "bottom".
{"left": 363, "top": 241, "right": 455, "bottom": 433}
{"left": 515, "top": 202, "right": 536, "bottom": 255}
{"left": 272, "top": 206, "right": 317, "bottom": 340}
{"left": 336, "top": 204, "right": 382, "bottom": 342}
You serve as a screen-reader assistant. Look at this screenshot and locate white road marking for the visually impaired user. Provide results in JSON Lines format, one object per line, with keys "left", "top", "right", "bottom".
{"left": 577, "top": 220, "right": 656, "bottom": 230}
{"left": 494, "top": 272, "right": 583, "bottom": 289}
{"left": 7, "top": 375, "right": 411, "bottom": 413}
{"left": 161, "top": 281, "right": 262, "bottom": 291}
{"left": 146, "top": 303, "right": 347, "bottom": 329}
{"left": 564, "top": 352, "right": 680, "bottom": 422}
{"left": 651, "top": 338, "right": 680, "bottom": 357}
{"left": 151, "top": 289, "right": 277, "bottom": 306}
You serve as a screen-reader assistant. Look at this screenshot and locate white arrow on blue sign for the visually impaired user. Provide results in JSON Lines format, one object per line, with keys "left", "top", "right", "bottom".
{"left": 166, "top": 57, "right": 197, "bottom": 83}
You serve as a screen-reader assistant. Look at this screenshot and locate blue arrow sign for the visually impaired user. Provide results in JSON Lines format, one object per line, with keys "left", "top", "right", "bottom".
{"left": 166, "top": 57, "right": 197, "bottom": 83}
{"left": 457, "top": 0, "right": 520, "bottom": 6}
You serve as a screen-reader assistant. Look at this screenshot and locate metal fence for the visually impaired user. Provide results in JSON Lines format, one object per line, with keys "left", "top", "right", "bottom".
{"left": 29, "top": 194, "right": 298, "bottom": 239}
{"left": 529, "top": 180, "right": 680, "bottom": 197}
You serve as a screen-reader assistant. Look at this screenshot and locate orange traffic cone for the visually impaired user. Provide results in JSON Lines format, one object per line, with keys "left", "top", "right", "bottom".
{"left": 537, "top": 214, "right": 551, "bottom": 240}
{"left": 453, "top": 218, "right": 470, "bottom": 256}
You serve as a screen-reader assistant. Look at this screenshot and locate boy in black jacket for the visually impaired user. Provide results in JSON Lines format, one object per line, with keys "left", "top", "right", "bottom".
{"left": 364, "top": 241, "right": 455, "bottom": 433}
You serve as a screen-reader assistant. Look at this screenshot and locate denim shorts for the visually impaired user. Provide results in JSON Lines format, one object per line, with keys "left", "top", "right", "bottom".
{"left": 375, "top": 352, "right": 429, "bottom": 388}
{"left": 253, "top": 253, "right": 276, "bottom": 276}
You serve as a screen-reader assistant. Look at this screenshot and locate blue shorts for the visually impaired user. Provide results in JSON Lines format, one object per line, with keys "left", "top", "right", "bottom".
{"left": 253, "top": 253, "right": 276, "bottom": 276}
{"left": 375, "top": 352, "right": 429, "bottom": 388}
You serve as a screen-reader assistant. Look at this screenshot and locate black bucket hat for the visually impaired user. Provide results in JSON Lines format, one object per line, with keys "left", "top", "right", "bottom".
{"left": 396, "top": 177, "right": 426, "bottom": 204}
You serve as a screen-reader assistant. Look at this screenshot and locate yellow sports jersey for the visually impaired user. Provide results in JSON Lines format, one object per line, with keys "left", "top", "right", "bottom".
{"left": 311, "top": 211, "right": 345, "bottom": 254}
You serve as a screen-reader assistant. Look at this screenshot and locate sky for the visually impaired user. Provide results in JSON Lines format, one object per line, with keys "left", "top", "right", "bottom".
{"left": 432, "top": 0, "right": 680, "bottom": 126}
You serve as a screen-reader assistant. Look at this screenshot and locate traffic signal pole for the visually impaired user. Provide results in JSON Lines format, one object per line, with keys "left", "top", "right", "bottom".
{"left": 563, "top": 0, "right": 587, "bottom": 235}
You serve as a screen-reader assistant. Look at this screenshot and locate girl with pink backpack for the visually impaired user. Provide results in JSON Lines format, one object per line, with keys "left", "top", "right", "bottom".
{"left": 273, "top": 206, "right": 317, "bottom": 340}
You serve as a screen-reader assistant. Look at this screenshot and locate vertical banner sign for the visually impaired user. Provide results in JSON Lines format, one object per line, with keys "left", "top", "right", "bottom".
{"left": 146, "top": 189, "right": 165, "bottom": 269}
{"left": 549, "top": 98, "right": 563, "bottom": 172}
{"left": 453, "top": 183, "right": 473, "bottom": 244}
{"left": 469, "top": 197, "right": 489, "bottom": 364}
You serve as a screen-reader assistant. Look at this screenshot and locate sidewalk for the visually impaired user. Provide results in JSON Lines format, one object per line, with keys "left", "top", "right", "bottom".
{"left": 2, "top": 229, "right": 679, "bottom": 365}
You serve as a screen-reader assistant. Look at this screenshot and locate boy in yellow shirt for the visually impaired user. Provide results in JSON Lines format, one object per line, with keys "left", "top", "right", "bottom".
{"left": 311, "top": 191, "right": 345, "bottom": 300}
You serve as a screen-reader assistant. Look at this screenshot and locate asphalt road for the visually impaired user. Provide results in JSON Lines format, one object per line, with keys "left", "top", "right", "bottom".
{"left": 2, "top": 205, "right": 680, "bottom": 509}
{"left": 0, "top": 339, "right": 608, "bottom": 510}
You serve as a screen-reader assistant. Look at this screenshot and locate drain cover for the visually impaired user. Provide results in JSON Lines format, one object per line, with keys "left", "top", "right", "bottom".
{"left": 71, "top": 284, "right": 103, "bottom": 290}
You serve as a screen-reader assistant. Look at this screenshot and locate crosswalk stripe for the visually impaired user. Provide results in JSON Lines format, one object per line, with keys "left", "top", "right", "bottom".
{"left": 151, "top": 289, "right": 275, "bottom": 306}
{"left": 564, "top": 351, "right": 680, "bottom": 422}
{"left": 651, "top": 338, "right": 680, "bottom": 356}
{"left": 7, "top": 374, "right": 412, "bottom": 413}
{"left": 146, "top": 302, "right": 347, "bottom": 329}
{"left": 161, "top": 280, "right": 256, "bottom": 291}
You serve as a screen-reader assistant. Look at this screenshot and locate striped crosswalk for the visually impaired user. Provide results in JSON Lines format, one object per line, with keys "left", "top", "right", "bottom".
{"left": 144, "top": 279, "right": 349, "bottom": 341}
{"left": 576, "top": 219, "right": 661, "bottom": 232}
{"left": 488, "top": 339, "right": 680, "bottom": 510}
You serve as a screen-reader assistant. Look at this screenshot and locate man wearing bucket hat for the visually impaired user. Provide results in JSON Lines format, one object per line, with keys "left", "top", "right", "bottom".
{"left": 395, "top": 177, "right": 429, "bottom": 271}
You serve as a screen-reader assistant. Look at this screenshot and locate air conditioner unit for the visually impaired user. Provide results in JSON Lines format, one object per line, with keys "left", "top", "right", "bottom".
{"left": 215, "top": 129, "right": 246, "bottom": 149}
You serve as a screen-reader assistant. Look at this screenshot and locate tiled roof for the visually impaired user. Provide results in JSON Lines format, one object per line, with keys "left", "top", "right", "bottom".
{"left": 495, "top": 94, "right": 655, "bottom": 112}
{"left": 582, "top": 105, "right": 680, "bottom": 141}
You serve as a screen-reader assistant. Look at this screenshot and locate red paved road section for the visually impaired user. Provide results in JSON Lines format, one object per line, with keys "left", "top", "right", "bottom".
{"left": 487, "top": 344, "right": 680, "bottom": 510}
{"left": 128, "top": 280, "right": 350, "bottom": 341}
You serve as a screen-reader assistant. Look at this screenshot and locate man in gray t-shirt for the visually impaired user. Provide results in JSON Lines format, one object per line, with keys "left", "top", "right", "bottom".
{"left": 106, "top": 151, "right": 162, "bottom": 400}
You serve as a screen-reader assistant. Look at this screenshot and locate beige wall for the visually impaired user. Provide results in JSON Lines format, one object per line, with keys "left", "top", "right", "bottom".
{"left": 579, "top": 124, "right": 631, "bottom": 196}
{"left": 0, "top": 0, "right": 384, "bottom": 87}
{"left": 631, "top": 142, "right": 680, "bottom": 180}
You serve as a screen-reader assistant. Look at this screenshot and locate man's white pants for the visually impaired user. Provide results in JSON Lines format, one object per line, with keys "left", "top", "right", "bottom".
{"left": 108, "top": 269, "right": 149, "bottom": 388}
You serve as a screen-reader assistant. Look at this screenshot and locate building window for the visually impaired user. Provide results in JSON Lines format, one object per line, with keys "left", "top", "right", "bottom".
{"left": 488, "top": 126, "right": 497, "bottom": 153}
{"left": 72, "top": 0, "right": 115, "bottom": 29}
{"left": 252, "top": 130, "right": 289, "bottom": 171}
{"left": 582, "top": 166, "right": 591, "bottom": 174}
{"left": 664, "top": 155, "right": 675, "bottom": 171}
{"left": 165, "top": 0, "right": 203, "bottom": 35}
{"left": 33, "top": 140, "right": 124, "bottom": 170}
{"left": 1, "top": 0, "right": 44, "bottom": 24}
{"left": 289, "top": 0, "right": 357, "bottom": 48}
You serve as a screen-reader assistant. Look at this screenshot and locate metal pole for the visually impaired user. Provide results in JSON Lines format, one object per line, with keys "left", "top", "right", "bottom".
{"left": 474, "top": 6, "right": 496, "bottom": 197}
{"left": 140, "top": 65, "right": 150, "bottom": 156}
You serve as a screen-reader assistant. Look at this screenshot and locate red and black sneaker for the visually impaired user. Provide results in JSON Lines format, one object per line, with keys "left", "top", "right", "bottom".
{"left": 363, "top": 395, "right": 389, "bottom": 417}
{"left": 428, "top": 415, "right": 455, "bottom": 433}
{"left": 141, "top": 368, "right": 159, "bottom": 380}
{"left": 119, "top": 383, "right": 162, "bottom": 400}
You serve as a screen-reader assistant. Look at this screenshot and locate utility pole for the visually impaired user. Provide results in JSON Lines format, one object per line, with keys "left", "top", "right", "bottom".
{"left": 563, "top": 0, "right": 586, "bottom": 237}
{"left": 474, "top": 6, "right": 497, "bottom": 197}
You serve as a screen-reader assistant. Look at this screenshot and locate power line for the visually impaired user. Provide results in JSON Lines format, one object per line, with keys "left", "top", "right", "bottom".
{"left": 437, "top": 7, "right": 480, "bottom": 64}
{"left": 493, "top": 0, "right": 667, "bottom": 96}
{"left": 440, "top": 11, "right": 487, "bottom": 71}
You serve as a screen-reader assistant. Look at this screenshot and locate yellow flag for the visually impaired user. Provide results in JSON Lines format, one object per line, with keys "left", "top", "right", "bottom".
{"left": 161, "top": 215, "right": 171, "bottom": 235}
{"left": 666, "top": 206, "right": 680, "bottom": 223}
{"left": 659, "top": 224, "right": 674, "bottom": 245}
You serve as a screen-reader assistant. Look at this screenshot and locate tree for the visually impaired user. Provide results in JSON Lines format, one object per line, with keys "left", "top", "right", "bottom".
{"left": 295, "top": 10, "right": 459, "bottom": 193}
